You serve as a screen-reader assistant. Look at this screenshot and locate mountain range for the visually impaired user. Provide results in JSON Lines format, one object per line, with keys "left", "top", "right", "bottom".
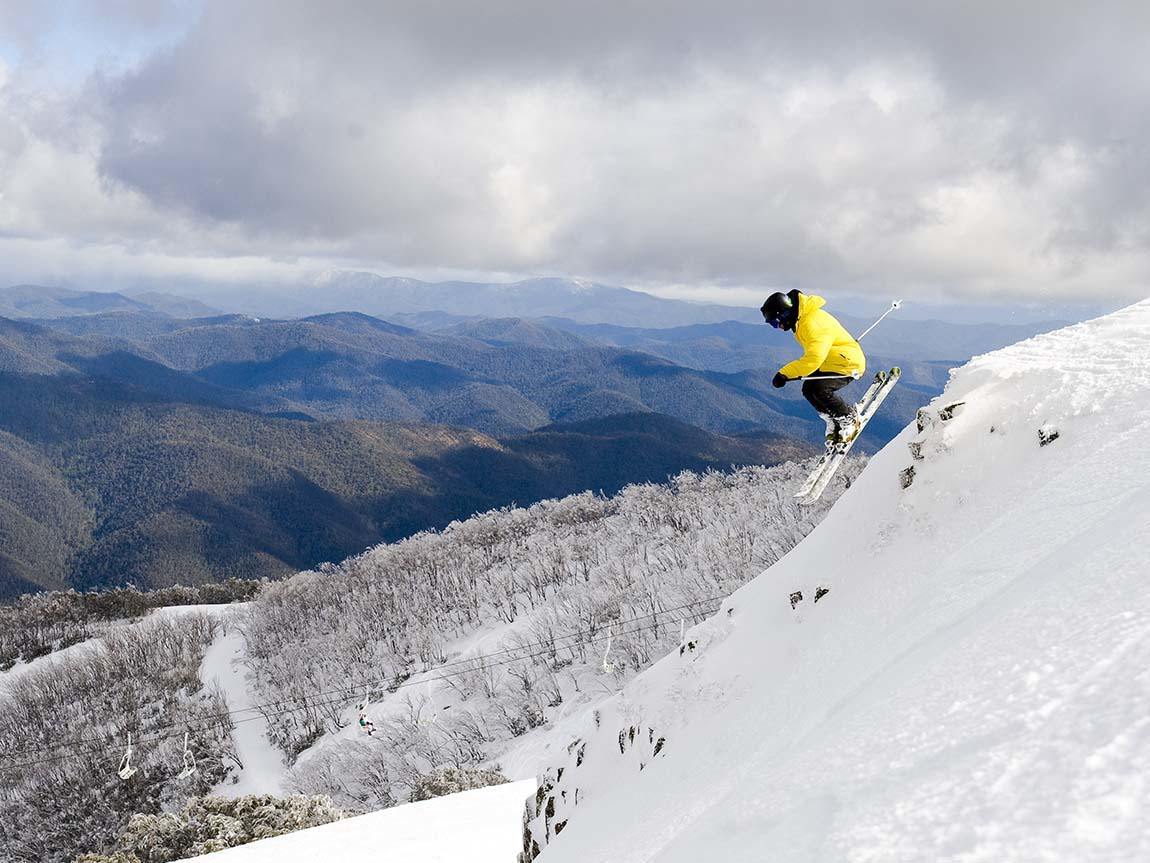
{"left": 0, "top": 313, "right": 813, "bottom": 599}
{"left": 188, "top": 272, "right": 758, "bottom": 328}
{"left": 179, "top": 271, "right": 1067, "bottom": 343}
{"left": 0, "top": 284, "right": 219, "bottom": 320}
{"left": 21, "top": 308, "right": 922, "bottom": 442}
{"left": 0, "top": 280, "right": 1055, "bottom": 600}
{"left": 3, "top": 278, "right": 1061, "bottom": 374}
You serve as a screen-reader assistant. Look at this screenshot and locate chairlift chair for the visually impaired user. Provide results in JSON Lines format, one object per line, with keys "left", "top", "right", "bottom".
{"left": 602, "top": 625, "right": 617, "bottom": 673}
{"left": 357, "top": 686, "right": 376, "bottom": 734}
{"left": 117, "top": 732, "right": 137, "bottom": 780}
{"left": 178, "top": 731, "right": 197, "bottom": 779}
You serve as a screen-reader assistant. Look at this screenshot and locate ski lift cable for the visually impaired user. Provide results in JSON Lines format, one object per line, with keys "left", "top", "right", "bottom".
{"left": 0, "top": 594, "right": 726, "bottom": 763}
{"left": 211, "top": 593, "right": 724, "bottom": 725}
{"left": 82, "top": 600, "right": 723, "bottom": 754}
{"left": 0, "top": 597, "right": 727, "bottom": 772}
{"left": 0, "top": 606, "right": 723, "bottom": 773}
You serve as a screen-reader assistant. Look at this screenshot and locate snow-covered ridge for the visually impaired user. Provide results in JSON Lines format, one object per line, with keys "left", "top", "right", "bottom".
{"left": 526, "top": 300, "right": 1150, "bottom": 862}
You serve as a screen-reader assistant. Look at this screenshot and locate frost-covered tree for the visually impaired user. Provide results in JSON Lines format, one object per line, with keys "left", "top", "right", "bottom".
{"left": 243, "top": 459, "right": 860, "bottom": 809}
{"left": 73, "top": 794, "right": 344, "bottom": 863}
{"left": 0, "top": 616, "right": 236, "bottom": 863}
{"left": 410, "top": 767, "right": 509, "bottom": 801}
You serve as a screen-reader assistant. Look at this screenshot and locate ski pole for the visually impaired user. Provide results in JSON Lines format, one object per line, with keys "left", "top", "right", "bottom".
{"left": 856, "top": 299, "right": 902, "bottom": 341}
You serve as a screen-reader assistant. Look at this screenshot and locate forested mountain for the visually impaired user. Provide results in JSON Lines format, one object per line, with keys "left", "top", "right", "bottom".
{"left": 0, "top": 295, "right": 942, "bottom": 599}
{"left": 529, "top": 315, "right": 1062, "bottom": 368}
{"left": 0, "top": 364, "right": 809, "bottom": 598}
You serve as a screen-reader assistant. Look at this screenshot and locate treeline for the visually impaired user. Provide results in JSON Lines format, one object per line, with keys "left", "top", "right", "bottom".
{"left": 242, "top": 459, "right": 861, "bottom": 810}
{"left": 0, "top": 580, "right": 261, "bottom": 670}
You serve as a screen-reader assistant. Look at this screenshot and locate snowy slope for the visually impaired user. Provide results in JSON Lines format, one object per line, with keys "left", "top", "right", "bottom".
{"left": 526, "top": 301, "right": 1150, "bottom": 863}
{"left": 0, "top": 604, "right": 229, "bottom": 691}
{"left": 0, "top": 602, "right": 287, "bottom": 794}
{"left": 176, "top": 779, "right": 535, "bottom": 862}
{"left": 197, "top": 612, "right": 288, "bottom": 796}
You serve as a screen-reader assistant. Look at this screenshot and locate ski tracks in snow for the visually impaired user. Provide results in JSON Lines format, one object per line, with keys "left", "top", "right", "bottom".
{"left": 198, "top": 612, "right": 288, "bottom": 797}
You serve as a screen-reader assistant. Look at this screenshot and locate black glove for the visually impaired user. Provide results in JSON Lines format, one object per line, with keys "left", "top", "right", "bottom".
{"left": 772, "top": 372, "right": 788, "bottom": 389}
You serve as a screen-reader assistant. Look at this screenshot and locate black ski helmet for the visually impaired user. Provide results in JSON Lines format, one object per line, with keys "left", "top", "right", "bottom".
{"left": 761, "top": 291, "right": 798, "bottom": 330}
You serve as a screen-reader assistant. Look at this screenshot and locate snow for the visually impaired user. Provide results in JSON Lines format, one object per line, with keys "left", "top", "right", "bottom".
{"left": 176, "top": 779, "right": 535, "bottom": 863}
{"left": 529, "top": 300, "right": 1150, "bottom": 862}
{"left": 0, "top": 604, "right": 232, "bottom": 690}
{"left": 149, "top": 604, "right": 237, "bottom": 620}
{"left": 0, "top": 639, "right": 100, "bottom": 689}
{"left": 198, "top": 609, "right": 288, "bottom": 796}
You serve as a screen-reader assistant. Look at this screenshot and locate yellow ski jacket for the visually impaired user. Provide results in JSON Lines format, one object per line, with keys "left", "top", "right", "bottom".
{"left": 779, "top": 293, "right": 866, "bottom": 379}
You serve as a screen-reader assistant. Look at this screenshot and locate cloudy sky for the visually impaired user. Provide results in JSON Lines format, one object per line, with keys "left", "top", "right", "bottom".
{"left": 0, "top": 0, "right": 1147, "bottom": 310}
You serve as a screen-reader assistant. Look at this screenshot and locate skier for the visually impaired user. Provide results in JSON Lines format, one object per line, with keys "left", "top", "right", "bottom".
{"left": 761, "top": 290, "right": 866, "bottom": 444}
{"left": 358, "top": 707, "right": 376, "bottom": 736}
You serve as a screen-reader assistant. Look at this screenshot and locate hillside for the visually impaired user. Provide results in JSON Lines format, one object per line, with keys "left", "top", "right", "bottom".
{"left": 519, "top": 301, "right": 1150, "bottom": 862}
{"left": 0, "top": 459, "right": 851, "bottom": 863}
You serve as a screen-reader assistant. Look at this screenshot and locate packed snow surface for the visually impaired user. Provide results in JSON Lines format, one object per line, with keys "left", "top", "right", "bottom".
{"left": 176, "top": 780, "right": 535, "bottom": 863}
{"left": 197, "top": 611, "right": 287, "bottom": 797}
{"left": 537, "top": 301, "right": 1150, "bottom": 862}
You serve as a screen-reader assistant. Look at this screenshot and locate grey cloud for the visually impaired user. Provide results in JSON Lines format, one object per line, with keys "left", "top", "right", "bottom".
{"left": 7, "top": 0, "right": 1150, "bottom": 303}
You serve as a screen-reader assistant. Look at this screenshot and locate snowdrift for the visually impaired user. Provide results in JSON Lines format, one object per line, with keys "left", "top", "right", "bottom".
{"left": 526, "top": 301, "right": 1150, "bottom": 863}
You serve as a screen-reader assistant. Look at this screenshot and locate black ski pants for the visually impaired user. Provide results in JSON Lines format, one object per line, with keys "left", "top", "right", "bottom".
{"left": 801, "top": 372, "right": 853, "bottom": 418}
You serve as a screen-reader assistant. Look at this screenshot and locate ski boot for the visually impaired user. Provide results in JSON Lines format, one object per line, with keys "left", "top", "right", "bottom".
{"left": 819, "top": 413, "right": 838, "bottom": 447}
{"left": 832, "top": 410, "right": 861, "bottom": 447}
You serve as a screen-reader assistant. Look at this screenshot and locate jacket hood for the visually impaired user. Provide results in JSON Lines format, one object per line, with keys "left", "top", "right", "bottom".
{"left": 798, "top": 293, "right": 826, "bottom": 318}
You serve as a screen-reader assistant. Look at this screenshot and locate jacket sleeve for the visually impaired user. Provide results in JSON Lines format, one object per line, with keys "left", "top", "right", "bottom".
{"left": 779, "top": 317, "right": 834, "bottom": 379}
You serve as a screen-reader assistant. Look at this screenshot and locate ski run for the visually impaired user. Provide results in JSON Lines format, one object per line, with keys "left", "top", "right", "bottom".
{"left": 520, "top": 300, "right": 1150, "bottom": 862}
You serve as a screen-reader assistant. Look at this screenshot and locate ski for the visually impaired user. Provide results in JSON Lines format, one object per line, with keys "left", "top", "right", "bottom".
{"left": 795, "top": 367, "right": 901, "bottom": 504}
{"left": 793, "top": 370, "right": 890, "bottom": 499}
